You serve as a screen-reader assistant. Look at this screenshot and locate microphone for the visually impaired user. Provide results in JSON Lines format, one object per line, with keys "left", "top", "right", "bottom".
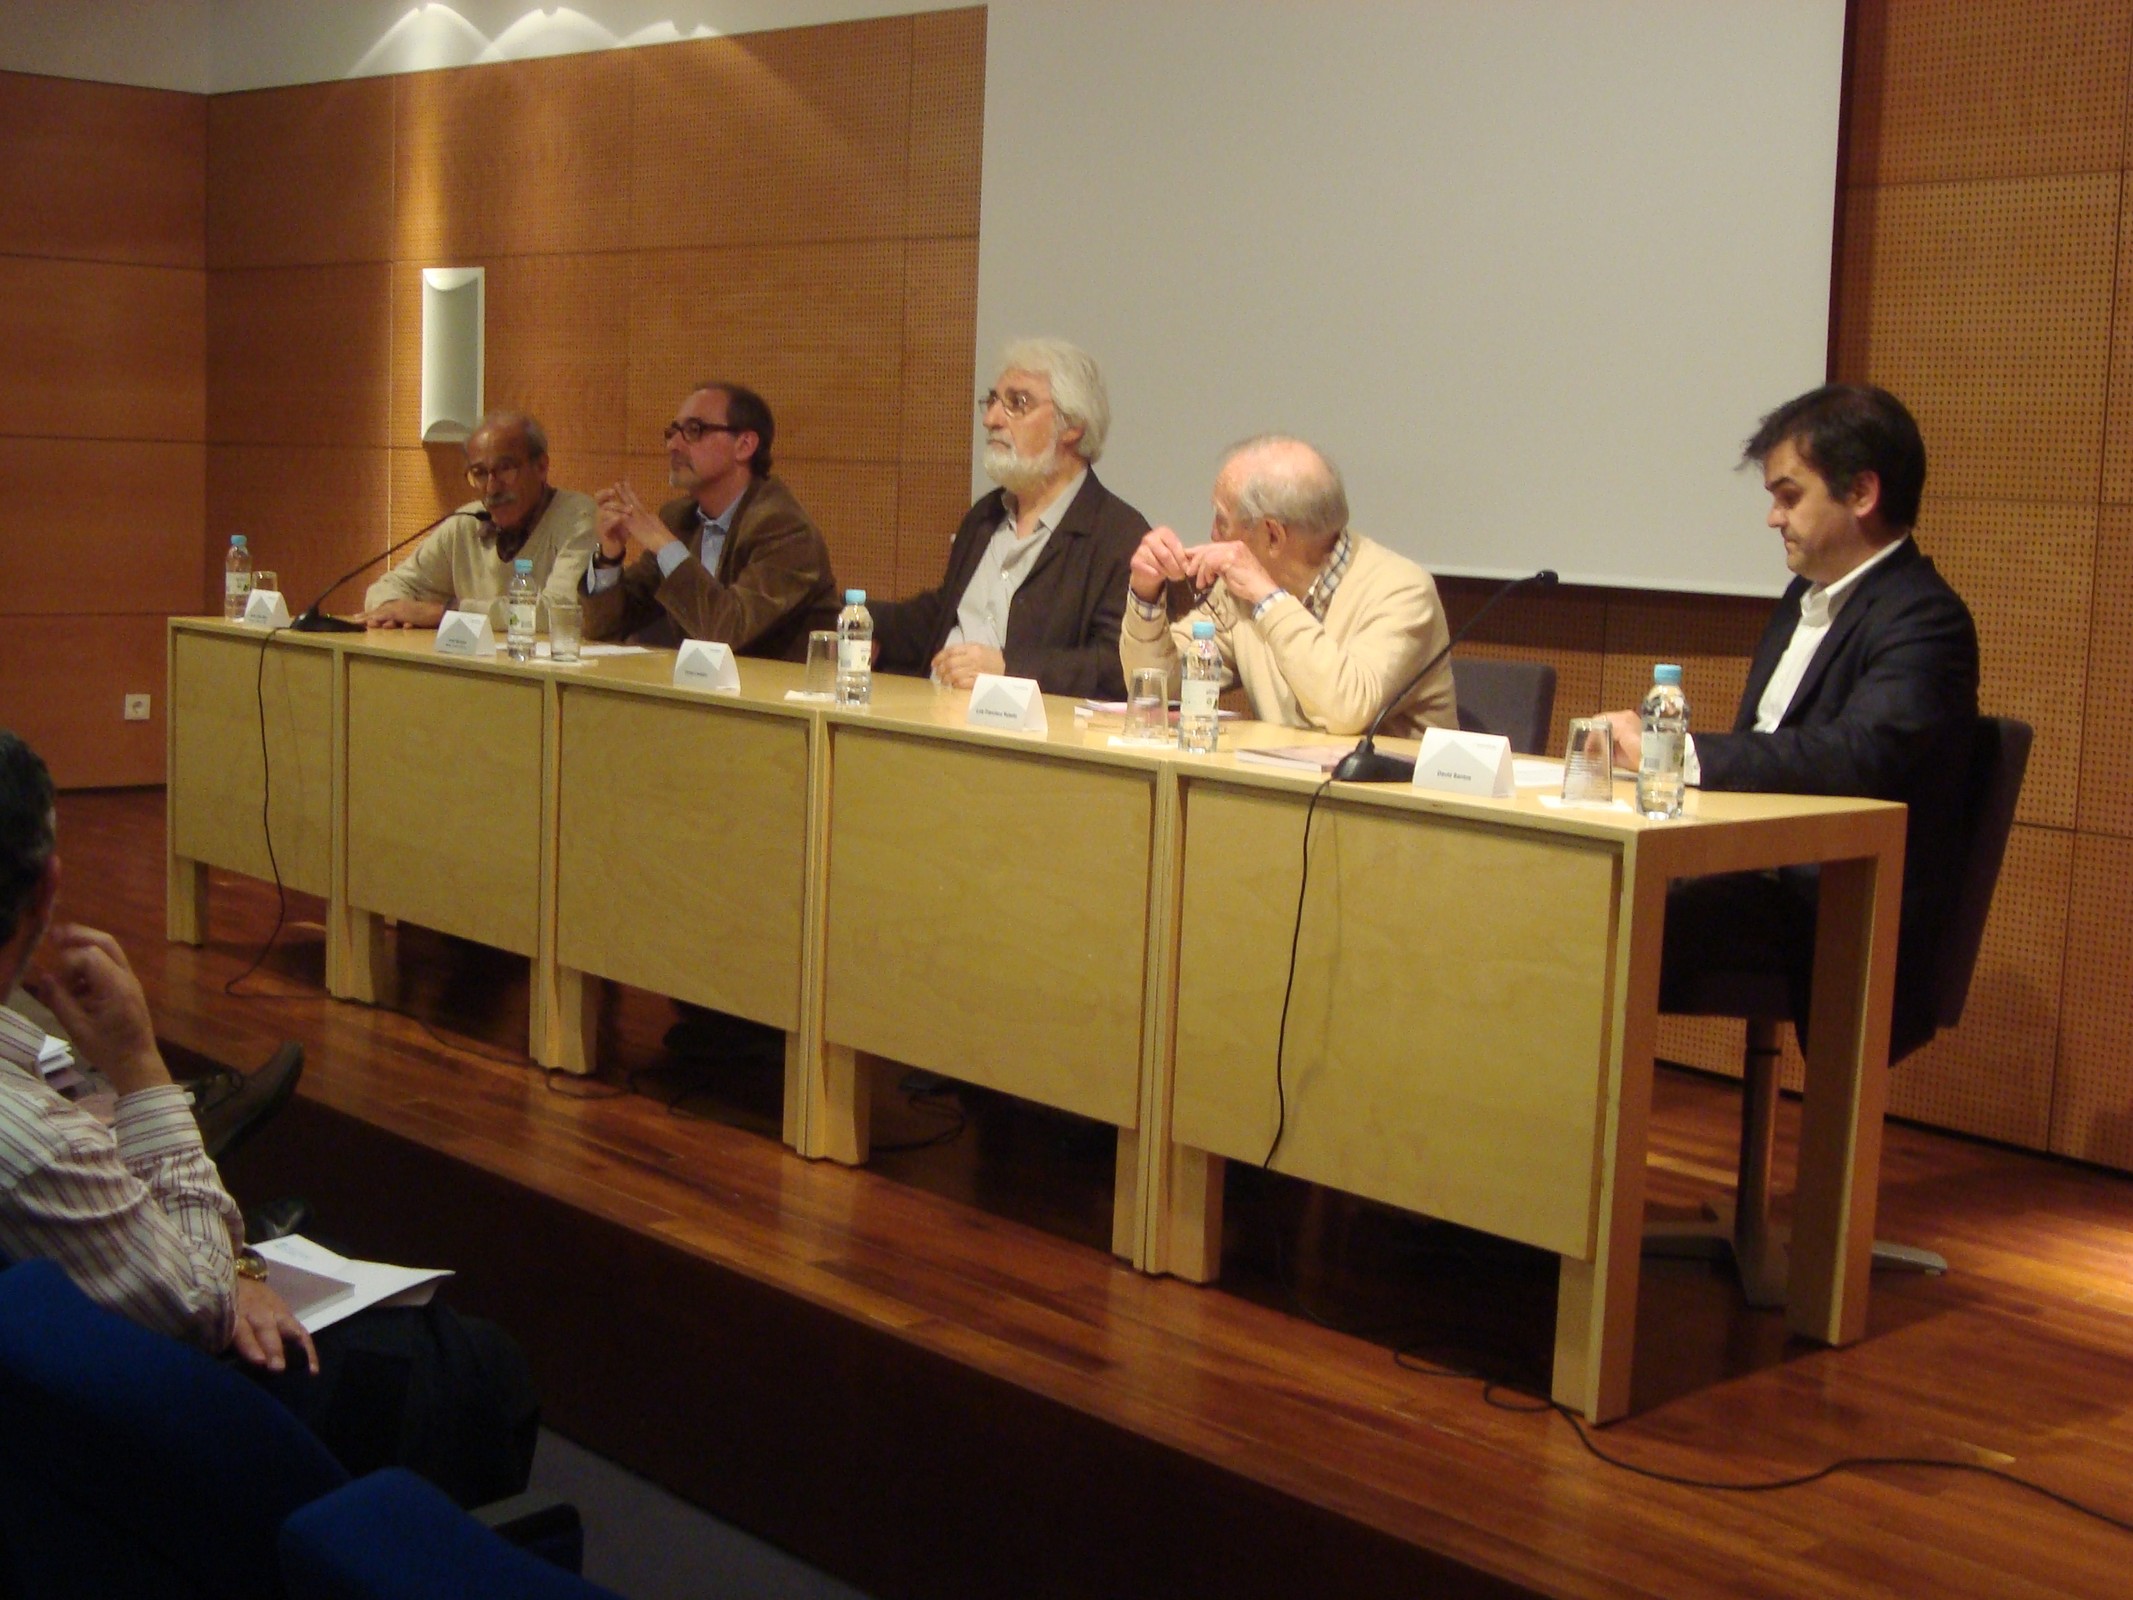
{"left": 287, "top": 508, "right": 491, "bottom": 633}
{"left": 1330, "top": 569, "right": 1559, "bottom": 783}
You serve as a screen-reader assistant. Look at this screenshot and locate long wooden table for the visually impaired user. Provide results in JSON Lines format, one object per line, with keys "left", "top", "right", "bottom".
{"left": 165, "top": 617, "right": 1905, "bottom": 1420}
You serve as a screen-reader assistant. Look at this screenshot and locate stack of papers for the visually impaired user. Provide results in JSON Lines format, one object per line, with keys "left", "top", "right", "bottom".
{"left": 252, "top": 1235, "right": 454, "bottom": 1334}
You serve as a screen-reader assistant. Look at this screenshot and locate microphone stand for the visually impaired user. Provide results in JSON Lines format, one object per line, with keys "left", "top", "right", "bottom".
{"left": 287, "top": 508, "right": 488, "bottom": 633}
{"left": 1330, "top": 569, "right": 1559, "bottom": 783}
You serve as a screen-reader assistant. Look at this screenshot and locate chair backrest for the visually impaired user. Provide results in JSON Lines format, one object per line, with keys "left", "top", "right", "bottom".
{"left": 0, "top": 1259, "right": 349, "bottom": 1599}
{"left": 279, "top": 1469, "right": 623, "bottom": 1600}
{"left": 1451, "top": 658, "right": 1558, "bottom": 755}
{"left": 1934, "top": 715, "right": 2033, "bottom": 1029}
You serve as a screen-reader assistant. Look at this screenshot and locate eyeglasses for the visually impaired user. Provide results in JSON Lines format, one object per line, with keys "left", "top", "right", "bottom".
{"left": 465, "top": 458, "right": 526, "bottom": 487}
{"left": 978, "top": 389, "right": 1052, "bottom": 420}
{"left": 664, "top": 419, "right": 744, "bottom": 445}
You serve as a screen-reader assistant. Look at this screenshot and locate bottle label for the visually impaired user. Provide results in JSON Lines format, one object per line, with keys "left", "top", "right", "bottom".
{"left": 507, "top": 601, "right": 537, "bottom": 636}
{"left": 225, "top": 572, "right": 252, "bottom": 599}
{"left": 840, "top": 639, "right": 870, "bottom": 672}
{"left": 1179, "top": 679, "right": 1218, "bottom": 715}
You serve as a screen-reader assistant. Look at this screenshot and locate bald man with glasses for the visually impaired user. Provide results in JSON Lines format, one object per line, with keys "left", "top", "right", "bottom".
{"left": 359, "top": 410, "right": 596, "bottom": 628}
{"left": 582, "top": 380, "right": 840, "bottom": 657}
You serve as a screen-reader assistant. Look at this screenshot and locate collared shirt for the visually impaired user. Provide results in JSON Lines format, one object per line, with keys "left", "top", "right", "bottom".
{"left": 585, "top": 488, "right": 744, "bottom": 594}
{"left": 1685, "top": 535, "right": 1911, "bottom": 784}
{"left": 946, "top": 469, "right": 1087, "bottom": 650}
{"left": 485, "top": 486, "right": 555, "bottom": 567}
{"left": 0, "top": 1005, "right": 241, "bottom": 1352}
{"left": 1250, "top": 528, "right": 1354, "bottom": 625}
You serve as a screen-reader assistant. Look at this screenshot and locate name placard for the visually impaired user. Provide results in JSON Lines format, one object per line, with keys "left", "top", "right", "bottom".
{"left": 433, "top": 610, "right": 495, "bottom": 658}
{"left": 673, "top": 639, "right": 741, "bottom": 694}
{"left": 240, "top": 589, "right": 291, "bottom": 628}
{"left": 966, "top": 673, "right": 1049, "bottom": 735}
{"left": 1410, "top": 728, "right": 1514, "bottom": 798}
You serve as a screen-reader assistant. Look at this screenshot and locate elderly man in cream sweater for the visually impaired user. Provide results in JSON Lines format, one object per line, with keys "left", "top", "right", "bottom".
{"left": 1120, "top": 435, "right": 1455, "bottom": 737}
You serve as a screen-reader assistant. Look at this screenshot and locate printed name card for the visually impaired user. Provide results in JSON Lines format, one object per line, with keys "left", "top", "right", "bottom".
{"left": 241, "top": 588, "right": 291, "bottom": 628}
{"left": 1410, "top": 728, "right": 1514, "bottom": 798}
{"left": 965, "top": 674, "right": 1049, "bottom": 734}
{"left": 433, "top": 610, "right": 494, "bottom": 658}
{"left": 673, "top": 639, "right": 741, "bottom": 693}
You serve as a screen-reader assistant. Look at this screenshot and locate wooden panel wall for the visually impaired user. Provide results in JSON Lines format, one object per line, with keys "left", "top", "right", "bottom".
{"left": 0, "top": 71, "right": 205, "bottom": 787}
{"left": 205, "top": 10, "right": 985, "bottom": 622}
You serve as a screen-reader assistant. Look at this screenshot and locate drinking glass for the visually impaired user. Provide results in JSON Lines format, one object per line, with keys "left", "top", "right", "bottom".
{"left": 803, "top": 630, "right": 839, "bottom": 699}
{"left": 1561, "top": 717, "right": 1615, "bottom": 803}
{"left": 1122, "top": 667, "right": 1173, "bottom": 746}
{"left": 548, "top": 600, "right": 582, "bottom": 663}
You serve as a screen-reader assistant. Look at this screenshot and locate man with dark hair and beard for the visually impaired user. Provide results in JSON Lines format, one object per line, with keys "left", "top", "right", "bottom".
{"left": 583, "top": 380, "right": 840, "bottom": 658}
{"left": 871, "top": 338, "right": 1149, "bottom": 698}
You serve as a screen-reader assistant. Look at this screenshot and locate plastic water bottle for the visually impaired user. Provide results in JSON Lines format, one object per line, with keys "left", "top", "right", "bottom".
{"left": 1637, "top": 663, "right": 1690, "bottom": 820}
{"left": 1179, "top": 620, "right": 1222, "bottom": 754}
{"left": 223, "top": 535, "right": 252, "bottom": 619}
{"left": 505, "top": 558, "right": 537, "bottom": 662}
{"left": 836, "top": 589, "right": 873, "bottom": 708}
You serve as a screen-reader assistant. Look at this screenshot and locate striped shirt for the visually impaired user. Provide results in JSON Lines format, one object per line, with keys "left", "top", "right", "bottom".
{"left": 0, "top": 1006, "right": 239, "bottom": 1351}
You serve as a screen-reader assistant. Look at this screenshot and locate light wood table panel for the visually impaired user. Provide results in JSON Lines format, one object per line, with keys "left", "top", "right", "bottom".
{"left": 1155, "top": 762, "right": 1907, "bottom": 1423}
{"left": 167, "top": 622, "right": 336, "bottom": 930}
{"left": 344, "top": 654, "right": 546, "bottom": 957}
{"left": 1173, "top": 786, "right": 1620, "bottom": 1258}
{"left": 822, "top": 725, "right": 1153, "bottom": 1128}
{"left": 555, "top": 680, "right": 813, "bottom": 1032}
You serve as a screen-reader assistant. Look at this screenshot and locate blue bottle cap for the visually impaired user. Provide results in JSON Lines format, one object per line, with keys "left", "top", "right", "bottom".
{"left": 230, "top": 534, "right": 247, "bottom": 548}
{"left": 1654, "top": 663, "right": 1682, "bottom": 685}
{"left": 514, "top": 558, "right": 533, "bottom": 573}
{"left": 845, "top": 589, "right": 866, "bottom": 604}
{"left": 1192, "top": 620, "right": 1216, "bottom": 640}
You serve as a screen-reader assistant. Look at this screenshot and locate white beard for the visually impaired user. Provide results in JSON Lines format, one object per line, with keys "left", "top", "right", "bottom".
{"left": 983, "top": 434, "right": 1061, "bottom": 497}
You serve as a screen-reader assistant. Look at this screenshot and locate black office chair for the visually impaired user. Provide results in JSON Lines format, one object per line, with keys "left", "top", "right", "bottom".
{"left": 1646, "top": 716, "right": 2033, "bottom": 1306}
{"left": 1451, "top": 658, "right": 1558, "bottom": 755}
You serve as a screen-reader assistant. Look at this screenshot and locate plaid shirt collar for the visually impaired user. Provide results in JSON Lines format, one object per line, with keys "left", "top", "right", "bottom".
{"left": 1300, "top": 528, "right": 1354, "bottom": 621}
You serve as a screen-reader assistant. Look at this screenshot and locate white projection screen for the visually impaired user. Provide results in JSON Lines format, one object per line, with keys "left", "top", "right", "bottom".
{"left": 973, "top": 0, "right": 1847, "bottom": 597}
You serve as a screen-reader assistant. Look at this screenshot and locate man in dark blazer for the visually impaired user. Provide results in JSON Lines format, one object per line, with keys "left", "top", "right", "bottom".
{"left": 871, "top": 339, "right": 1148, "bottom": 699}
{"left": 1606, "top": 385, "right": 1979, "bottom": 1059}
{"left": 583, "top": 381, "right": 840, "bottom": 660}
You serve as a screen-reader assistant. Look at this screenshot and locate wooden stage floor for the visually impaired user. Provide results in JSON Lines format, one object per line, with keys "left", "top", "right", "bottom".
{"left": 51, "top": 788, "right": 2133, "bottom": 1599}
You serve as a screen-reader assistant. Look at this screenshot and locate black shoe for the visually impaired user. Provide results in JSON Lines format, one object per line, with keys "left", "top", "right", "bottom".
{"left": 197, "top": 1042, "right": 304, "bottom": 1162}
{"left": 662, "top": 1009, "right": 782, "bottom": 1064}
{"left": 243, "top": 1196, "right": 313, "bottom": 1242}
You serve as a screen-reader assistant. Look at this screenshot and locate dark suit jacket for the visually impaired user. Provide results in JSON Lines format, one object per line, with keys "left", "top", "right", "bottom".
{"left": 1694, "top": 538, "right": 1979, "bottom": 1056}
{"left": 581, "top": 475, "right": 840, "bottom": 661}
{"left": 870, "top": 471, "right": 1149, "bottom": 699}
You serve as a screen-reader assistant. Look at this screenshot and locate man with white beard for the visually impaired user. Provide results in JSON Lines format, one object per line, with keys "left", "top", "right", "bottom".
{"left": 871, "top": 339, "right": 1149, "bottom": 697}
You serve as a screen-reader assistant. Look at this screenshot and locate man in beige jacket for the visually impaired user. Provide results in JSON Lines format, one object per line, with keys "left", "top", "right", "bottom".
{"left": 1120, "top": 435, "right": 1455, "bottom": 737}
{"left": 360, "top": 410, "right": 595, "bottom": 628}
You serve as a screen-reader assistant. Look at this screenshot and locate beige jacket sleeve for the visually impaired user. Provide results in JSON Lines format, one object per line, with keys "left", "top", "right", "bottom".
{"left": 362, "top": 512, "right": 477, "bottom": 611}
{"left": 1119, "top": 582, "right": 1236, "bottom": 697}
{"left": 537, "top": 496, "right": 597, "bottom": 614}
{"left": 1253, "top": 563, "right": 1448, "bottom": 736}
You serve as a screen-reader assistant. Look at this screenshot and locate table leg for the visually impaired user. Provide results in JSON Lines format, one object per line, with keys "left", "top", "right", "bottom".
{"left": 326, "top": 904, "right": 391, "bottom": 1004}
{"left": 167, "top": 855, "right": 207, "bottom": 945}
{"left": 534, "top": 965, "right": 599, "bottom": 1075}
{"left": 1787, "top": 851, "right": 1898, "bottom": 1345}
{"left": 799, "top": 1040, "right": 868, "bottom": 1164}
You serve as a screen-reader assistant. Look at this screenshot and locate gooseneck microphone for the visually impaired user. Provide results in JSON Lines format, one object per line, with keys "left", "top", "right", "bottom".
{"left": 1330, "top": 568, "right": 1559, "bottom": 783}
{"left": 288, "top": 508, "right": 490, "bottom": 633}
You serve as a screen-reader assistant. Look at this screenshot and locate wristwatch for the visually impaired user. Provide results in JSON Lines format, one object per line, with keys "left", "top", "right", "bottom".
{"left": 236, "top": 1248, "right": 269, "bottom": 1282}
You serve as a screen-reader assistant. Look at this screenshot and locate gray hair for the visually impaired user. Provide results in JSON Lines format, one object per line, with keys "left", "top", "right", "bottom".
{"left": 471, "top": 410, "right": 549, "bottom": 460}
{"left": 998, "top": 337, "right": 1110, "bottom": 464}
{"left": 1220, "top": 434, "right": 1349, "bottom": 545}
